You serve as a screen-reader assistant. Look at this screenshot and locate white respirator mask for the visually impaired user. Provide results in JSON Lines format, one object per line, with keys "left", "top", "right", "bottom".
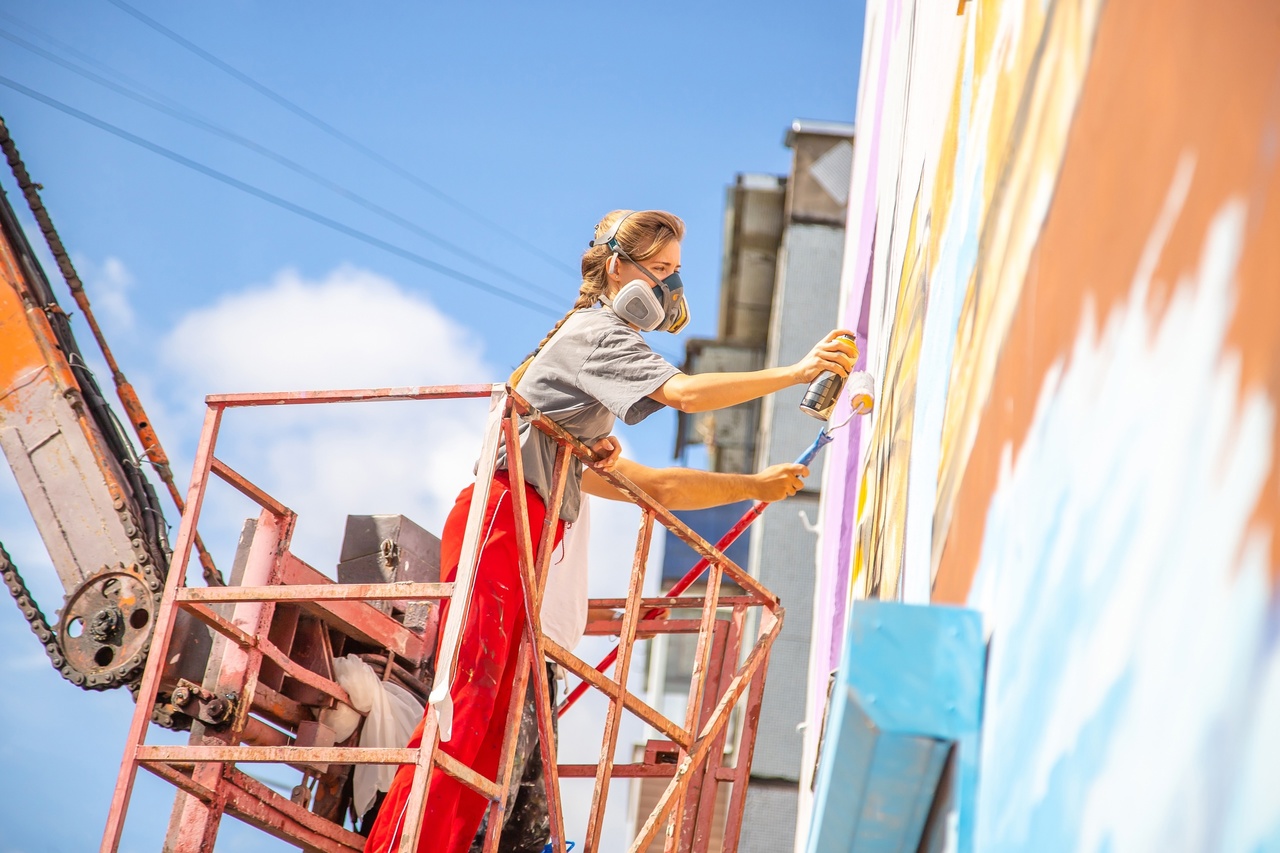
{"left": 589, "top": 215, "right": 690, "bottom": 334}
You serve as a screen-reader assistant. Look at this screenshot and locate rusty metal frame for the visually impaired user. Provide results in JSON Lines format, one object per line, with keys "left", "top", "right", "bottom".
{"left": 99, "top": 384, "right": 782, "bottom": 853}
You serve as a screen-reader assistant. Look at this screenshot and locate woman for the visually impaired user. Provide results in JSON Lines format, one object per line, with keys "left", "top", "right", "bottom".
{"left": 365, "top": 209, "right": 855, "bottom": 853}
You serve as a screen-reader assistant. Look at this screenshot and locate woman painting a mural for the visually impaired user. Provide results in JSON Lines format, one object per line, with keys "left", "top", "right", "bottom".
{"left": 364, "top": 209, "right": 857, "bottom": 853}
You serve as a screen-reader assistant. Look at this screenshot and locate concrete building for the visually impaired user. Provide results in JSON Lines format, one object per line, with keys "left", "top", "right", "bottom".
{"left": 628, "top": 119, "right": 855, "bottom": 851}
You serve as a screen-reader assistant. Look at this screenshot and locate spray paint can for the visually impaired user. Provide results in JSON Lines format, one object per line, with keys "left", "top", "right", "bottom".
{"left": 799, "top": 334, "right": 857, "bottom": 421}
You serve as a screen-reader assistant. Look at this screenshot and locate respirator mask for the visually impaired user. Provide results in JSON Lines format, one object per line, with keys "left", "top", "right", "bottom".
{"left": 589, "top": 215, "right": 691, "bottom": 334}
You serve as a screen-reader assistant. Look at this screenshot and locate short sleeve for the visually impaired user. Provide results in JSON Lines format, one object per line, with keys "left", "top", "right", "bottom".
{"left": 576, "top": 326, "right": 681, "bottom": 425}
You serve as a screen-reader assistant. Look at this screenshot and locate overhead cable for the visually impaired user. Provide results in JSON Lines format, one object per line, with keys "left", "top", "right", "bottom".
{"left": 0, "top": 25, "right": 571, "bottom": 305}
{"left": 0, "top": 9, "right": 175, "bottom": 102}
{"left": 0, "top": 75, "right": 561, "bottom": 318}
{"left": 103, "top": 0, "right": 579, "bottom": 277}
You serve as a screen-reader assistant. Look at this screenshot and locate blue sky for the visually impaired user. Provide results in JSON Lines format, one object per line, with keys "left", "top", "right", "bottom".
{"left": 0, "top": 2, "right": 863, "bottom": 850}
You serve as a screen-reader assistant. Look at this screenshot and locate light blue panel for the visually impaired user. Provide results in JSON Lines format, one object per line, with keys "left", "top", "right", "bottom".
{"left": 810, "top": 683, "right": 952, "bottom": 853}
{"left": 810, "top": 692, "right": 877, "bottom": 847}
{"left": 854, "top": 728, "right": 952, "bottom": 852}
{"left": 844, "top": 600, "right": 984, "bottom": 738}
{"left": 809, "top": 685, "right": 952, "bottom": 853}
{"left": 808, "top": 600, "right": 985, "bottom": 853}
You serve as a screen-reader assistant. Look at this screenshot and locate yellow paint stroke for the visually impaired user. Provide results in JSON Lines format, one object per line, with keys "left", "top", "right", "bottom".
{"left": 849, "top": 470, "right": 868, "bottom": 603}
{"left": 981, "top": 1, "right": 1051, "bottom": 205}
{"left": 858, "top": 184, "right": 929, "bottom": 600}
{"left": 928, "top": 30, "right": 967, "bottom": 269}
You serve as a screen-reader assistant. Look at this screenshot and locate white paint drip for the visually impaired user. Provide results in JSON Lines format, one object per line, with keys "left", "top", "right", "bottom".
{"left": 968, "top": 170, "right": 1279, "bottom": 852}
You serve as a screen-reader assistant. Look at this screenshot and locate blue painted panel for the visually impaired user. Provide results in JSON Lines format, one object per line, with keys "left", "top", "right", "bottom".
{"left": 810, "top": 685, "right": 951, "bottom": 853}
{"left": 812, "top": 691, "right": 877, "bottom": 847}
{"left": 860, "top": 734, "right": 952, "bottom": 851}
{"left": 808, "top": 600, "right": 985, "bottom": 853}
{"left": 855, "top": 726, "right": 951, "bottom": 853}
{"left": 659, "top": 501, "right": 754, "bottom": 582}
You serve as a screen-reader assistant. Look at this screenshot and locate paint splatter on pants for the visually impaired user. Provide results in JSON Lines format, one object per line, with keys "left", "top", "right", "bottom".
{"left": 364, "top": 472, "right": 562, "bottom": 853}
{"left": 469, "top": 664, "right": 559, "bottom": 853}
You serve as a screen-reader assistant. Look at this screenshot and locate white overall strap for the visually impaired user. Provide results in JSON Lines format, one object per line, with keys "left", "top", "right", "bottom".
{"left": 428, "top": 384, "right": 508, "bottom": 741}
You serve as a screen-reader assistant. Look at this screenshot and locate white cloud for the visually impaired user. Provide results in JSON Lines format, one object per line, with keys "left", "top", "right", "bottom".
{"left": 152, "top": 265, "right": 502, "bottom": 566}
{"left": 161, "top": 264, "right": 492, "bottom": 393}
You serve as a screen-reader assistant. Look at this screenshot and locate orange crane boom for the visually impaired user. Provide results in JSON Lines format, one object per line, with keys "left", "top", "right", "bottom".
{"left": 0, "top": 125, "right": 170, "bottom": 690}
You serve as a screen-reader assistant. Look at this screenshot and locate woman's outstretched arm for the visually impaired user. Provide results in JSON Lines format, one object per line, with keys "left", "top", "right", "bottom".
{"left": 582, "top": 459, "right": 810, "bottom": 509}
{"left": 649, "top": 329, "right": 856, "bottom": 413}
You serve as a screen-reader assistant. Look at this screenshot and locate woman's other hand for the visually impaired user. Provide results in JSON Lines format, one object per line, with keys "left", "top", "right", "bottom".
{"left": 791, "top": 330, "right": 858, "bottom": 384}
{"left": 751, "top": 462, "right": 810, "bottom": 502}
{"left": 589, "top": 435, "right": 622, "bottom": 472}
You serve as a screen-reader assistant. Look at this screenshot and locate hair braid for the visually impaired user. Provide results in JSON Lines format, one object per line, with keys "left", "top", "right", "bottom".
{"left": 508, "top": 280, "right": 605, "bottom": 387}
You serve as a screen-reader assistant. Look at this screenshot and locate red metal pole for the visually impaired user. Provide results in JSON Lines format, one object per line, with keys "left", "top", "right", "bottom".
{"left": 559, "top": 427, "right": 834, "bottom": 716}
{"left": 558, "top": 502, "right": 764, "bottom": 715}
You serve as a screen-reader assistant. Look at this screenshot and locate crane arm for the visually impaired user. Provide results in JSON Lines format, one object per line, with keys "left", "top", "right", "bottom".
{"left": 0, "top": 154, "right": 169, "bottom": 690}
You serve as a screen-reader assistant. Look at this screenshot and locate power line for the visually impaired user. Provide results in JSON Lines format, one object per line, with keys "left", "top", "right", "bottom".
{"left": 103, "top": 0, "right": 580, "bottom": 278}
{"left": 0, "top": 25, "right": 572, "bottom": 305}
{"left": 0, "top": 76, "right": 562, "bottom": 318}
{"left": 0, "top": 9, "right": 682, "bottom": 361}
{"left": 0, "top": 9, "right": 178, "bottom": 108}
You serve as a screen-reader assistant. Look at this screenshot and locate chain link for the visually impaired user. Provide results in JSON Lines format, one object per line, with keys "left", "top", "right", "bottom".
{"left": 0, "top": 511, "right": 164, "bottom": 692}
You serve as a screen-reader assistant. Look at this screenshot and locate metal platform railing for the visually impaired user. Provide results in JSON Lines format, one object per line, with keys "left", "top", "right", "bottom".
{"left": 100, "top": 383, "right": 783, "bottom": 853}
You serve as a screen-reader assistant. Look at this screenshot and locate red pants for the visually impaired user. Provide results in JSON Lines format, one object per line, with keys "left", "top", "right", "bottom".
{"left": 364, "top": 473, "right": 563, "bottom": 853}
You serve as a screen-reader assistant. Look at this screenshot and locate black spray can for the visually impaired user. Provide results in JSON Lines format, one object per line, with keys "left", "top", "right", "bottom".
{"left": 799, "top": 334, "right": 856, "bottom": 421}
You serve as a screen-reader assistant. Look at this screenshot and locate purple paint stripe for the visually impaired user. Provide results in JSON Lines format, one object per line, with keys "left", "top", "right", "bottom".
{"left": 808, "top": 0, "right": 903, "bottom": 733}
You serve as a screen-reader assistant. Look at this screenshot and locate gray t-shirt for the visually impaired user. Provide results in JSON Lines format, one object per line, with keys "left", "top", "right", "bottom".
{"left": 501, "top": 307, "right": 681, "bottom": 522}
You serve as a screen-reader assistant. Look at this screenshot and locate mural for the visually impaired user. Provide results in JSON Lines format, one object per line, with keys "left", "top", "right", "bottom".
{"left": 806, "top": 0, "right": 1280, "bottom": 848}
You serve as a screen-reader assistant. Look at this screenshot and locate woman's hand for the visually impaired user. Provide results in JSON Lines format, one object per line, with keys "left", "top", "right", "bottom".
{"left": 750, "top": 463, "right": 810, "bottom": 502}
{"left": 791, "top": 330, "right": 858, "bottom": 384}
{"left": 589, "top": 435, "right": 622, "bottom": 472}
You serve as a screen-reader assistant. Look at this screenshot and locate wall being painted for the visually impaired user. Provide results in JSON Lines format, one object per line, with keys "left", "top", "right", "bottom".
{"left": 805, "top": 0, "right": 1280, "bottom": 849}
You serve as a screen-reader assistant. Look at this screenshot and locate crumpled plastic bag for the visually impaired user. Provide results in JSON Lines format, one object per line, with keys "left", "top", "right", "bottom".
{"left": 326, "top": 654, "right": 424, "bottom": 819}
{"left": 318, "top": 699, "right": 361, "bottom": 744}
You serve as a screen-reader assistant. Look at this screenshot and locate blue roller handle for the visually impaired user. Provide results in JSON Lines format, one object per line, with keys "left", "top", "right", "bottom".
{"left": 797, "top": 427, "right": 836, "bottom": 468}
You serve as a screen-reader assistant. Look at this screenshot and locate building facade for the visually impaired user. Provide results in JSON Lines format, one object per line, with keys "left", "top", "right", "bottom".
{"left": 629, "top": 120, "right": 855, "bottom": 851}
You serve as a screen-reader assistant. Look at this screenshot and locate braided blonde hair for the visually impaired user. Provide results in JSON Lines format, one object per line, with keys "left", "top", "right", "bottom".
{"left": 509, "top": 209, "right": 685, "bottom": 386}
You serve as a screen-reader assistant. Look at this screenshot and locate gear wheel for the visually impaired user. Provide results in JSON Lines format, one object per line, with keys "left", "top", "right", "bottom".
{"left": 1, "top": 529, "right": 165, "bottom": 694}
{"left": 56, "top": 563, "right": 156, "bottom": 687}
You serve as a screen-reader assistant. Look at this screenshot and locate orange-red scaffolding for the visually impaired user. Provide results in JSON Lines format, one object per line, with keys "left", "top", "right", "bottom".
{"left": 100, "top": 383, "right": 783, "bottom": 852}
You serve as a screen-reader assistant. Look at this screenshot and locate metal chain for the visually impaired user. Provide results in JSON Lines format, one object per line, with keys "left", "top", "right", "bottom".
{"left": 0, "top": 539, "right": 72, "bottom": 683}
{"left": 0, "top": 514, "right": 164, "bottom": 692}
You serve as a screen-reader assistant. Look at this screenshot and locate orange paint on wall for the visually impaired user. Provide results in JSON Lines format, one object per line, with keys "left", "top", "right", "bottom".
{"left": 933, "top": 0, "right": 1280, "bottom": 602}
